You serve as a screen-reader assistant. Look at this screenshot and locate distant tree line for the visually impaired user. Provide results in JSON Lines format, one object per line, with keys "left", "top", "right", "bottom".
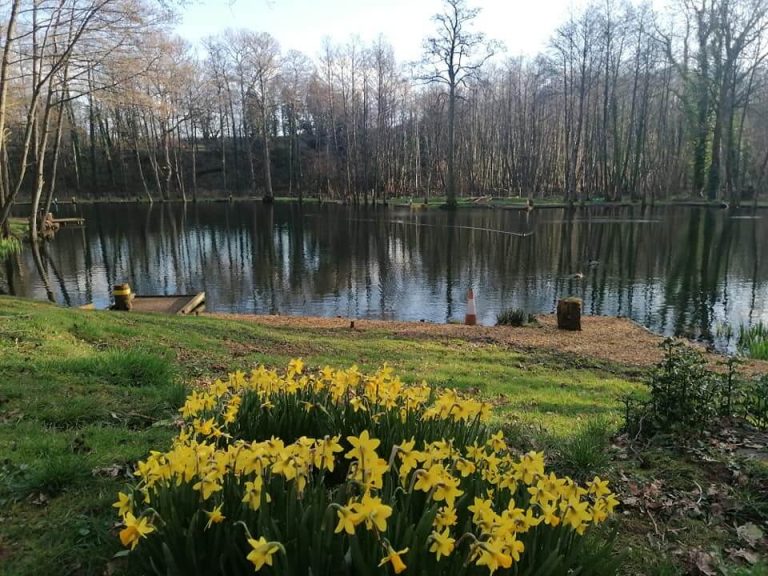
{"left": 2, "top": 0, "right": 768, "bottom": 235}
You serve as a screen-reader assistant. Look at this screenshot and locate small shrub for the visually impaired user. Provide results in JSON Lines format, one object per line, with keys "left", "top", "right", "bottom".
{"left": 738, "top": 323, "right": 768, "bottom": 360}
{"left": 647, "top": 339, "right": 721, "bottom": 432}
{"left": 624, "top": 339, "right": 768, "bottom": 437}
{"left": 741, "top": 375, "right": 768, "bottom": 430}
{"left": 497, "top": 308, "right": 533, "bottom": 327}
{"left": 624, "top": 339, "right": 728, "bottom": 438}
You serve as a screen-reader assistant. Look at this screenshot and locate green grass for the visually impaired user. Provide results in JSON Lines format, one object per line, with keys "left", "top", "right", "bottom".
{"left": 546, "top": 416, "right": 614, "bottom": 482}
{"left": 0, "top": 296, "right": 644, "bottom": 575}
{"left": 738, "top": 322, "right": 768, "bottom": 360}
{"left": 2, "top": 296, "right": 762, "bottom": 576}
{"left": 8, "top": 218, "right": 27, "bottom": 236}
{"left": 0, "top": 218, "right": 26, "bottom": 258}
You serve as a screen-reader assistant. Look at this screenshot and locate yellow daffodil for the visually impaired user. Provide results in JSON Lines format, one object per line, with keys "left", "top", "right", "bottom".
{"left": 242, "top": 476, "right": 268, "bottom": 511}
{"left": 433, "top": 475, "right": 464, "bottom": 507}
{"left": 352, "top": 491, "right": 392, "bottom": 532}
{"left": 204, "top": 504, "right": 225, "bottom": 529}
{"left": 539, "top": 502, "right": 561, "bottom": 526}
{"left": 413, "top": 464, "right": 443, "bottom": 492}
{"left": 378, "top": 543, "right": 408, "bottom": 574}
{"left": 112, "top": 492, "right": 132, "bottom": 518}
{"left": 434, "top": 505, "right": 458, "bottom": 530}
{"left": 246, "top": 537, "right": 282, "bottom": 571}
{"left": 429, "top": 528, "right": 455, "bottom": 560}
{"left": 587, "top": 476, "right": 612, "bottom": 498}
{"left": 334, "top": 506, "right": 358, "bottom": 535}
{"left": 287, "top": 358, "right": 304, "bottom": 374}
{"left": 119, "top": 512, "right": 155, "bottom": 550}
{"left": 345, "top": 430, "right": 381, "bottom": 461}
{"left": 118, "top": 360, "right": 620, "bottom": 573}
{"left": 561, "top": 500, "right": 592, "bottom": 530}
{"left": 472, "top": 540, "right": 513, "bottom": 574}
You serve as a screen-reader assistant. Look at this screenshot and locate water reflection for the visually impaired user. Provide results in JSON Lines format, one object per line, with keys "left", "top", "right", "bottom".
{"left": 2, "top": 203, "right": 766, "bottom": 350}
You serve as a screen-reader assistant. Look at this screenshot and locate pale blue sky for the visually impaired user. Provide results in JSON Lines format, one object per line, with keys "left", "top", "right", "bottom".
{"left": 176, "top": 0, "right": 595, "bottom": 62}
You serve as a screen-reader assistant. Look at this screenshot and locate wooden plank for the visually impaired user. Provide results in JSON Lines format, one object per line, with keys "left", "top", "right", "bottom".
{"left": 178, "top": 291, "right": 205, "bottom": 315}
{"left": 131, "top": 295, "right": 191, "bottom": 314}
{"left": 51, "top": 218, "right": 85, "bottom": 227}
{"left": 110, "top": 293, "right": 205, "bottom": 315}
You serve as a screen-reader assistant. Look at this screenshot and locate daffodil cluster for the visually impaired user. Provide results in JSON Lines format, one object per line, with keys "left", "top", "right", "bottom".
{"left": 116, "top": 361, "right": 619, "bottom": 575}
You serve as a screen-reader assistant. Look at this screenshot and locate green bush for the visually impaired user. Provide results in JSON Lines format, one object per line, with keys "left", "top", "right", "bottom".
{"left": 624, "top": 339, "right": 768, "bottom": 437}
{"left": 647, "top": 340, "right": 721, "bottom": 432}
{"left": 741, "top": 375, "right": 768, "bottom": 429}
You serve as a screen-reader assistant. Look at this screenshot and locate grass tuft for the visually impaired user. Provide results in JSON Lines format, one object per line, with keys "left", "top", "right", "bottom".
{"left": 548, "top": 416, "right": 614, "bottom": 481}
{"left": 496, "top": 307, "right": 533, "bottom": 327}
{"left": 738, "top": 322, "right": 768, "bottom": 360}
{"left": 55, "top": 349, "right": 176, "bottom": 388}
{"left": 20, "top": 454, "right": 91, "bottom": 497}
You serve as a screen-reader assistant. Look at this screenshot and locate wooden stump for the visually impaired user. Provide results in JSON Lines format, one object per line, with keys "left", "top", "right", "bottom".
{"left": 557, "top": 297, "right": 582, "bottom": 331}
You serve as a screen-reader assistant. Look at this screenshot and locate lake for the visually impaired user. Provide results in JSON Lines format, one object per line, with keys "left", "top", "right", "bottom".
{"left": 2, "top": 202, "right": 767, "bottom": 351}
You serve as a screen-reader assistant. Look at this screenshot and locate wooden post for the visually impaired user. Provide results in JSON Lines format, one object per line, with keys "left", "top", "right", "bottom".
{"left": 113, "top": 283, "right": 132, "bottom": 311}
{"left": 557, "top": 297, "right": 582, "bottom": 331}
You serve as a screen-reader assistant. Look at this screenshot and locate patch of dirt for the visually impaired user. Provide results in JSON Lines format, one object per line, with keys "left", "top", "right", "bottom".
{"left": 612, "top": 426, "right": 768, "bottom": 575}
{"left": 205, "top": 313, "right": 768, "bottom": 373}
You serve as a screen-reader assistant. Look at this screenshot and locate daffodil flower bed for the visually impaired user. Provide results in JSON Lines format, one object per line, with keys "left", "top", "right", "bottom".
{"left": 115, "top": 361, "right": 620, "bottom": 575}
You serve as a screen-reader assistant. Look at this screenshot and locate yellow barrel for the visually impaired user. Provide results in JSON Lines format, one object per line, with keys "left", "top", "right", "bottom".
{"left": 113, "top": 283, "right": 132, "bottom": 311}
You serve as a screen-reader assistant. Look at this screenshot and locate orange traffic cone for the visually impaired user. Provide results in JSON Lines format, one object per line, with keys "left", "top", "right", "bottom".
{"left": 465, "top": 289, "right": 477, "bottom": 326}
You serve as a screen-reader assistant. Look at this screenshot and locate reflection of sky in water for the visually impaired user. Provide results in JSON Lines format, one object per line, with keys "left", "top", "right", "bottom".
{"left": 3, "top": 203, "right": 767, "bottom": 353}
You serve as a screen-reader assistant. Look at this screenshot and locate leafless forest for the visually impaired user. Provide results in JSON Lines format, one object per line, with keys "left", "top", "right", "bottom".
{"left": 2, "top": 0, "right": 768, "bottom": 234}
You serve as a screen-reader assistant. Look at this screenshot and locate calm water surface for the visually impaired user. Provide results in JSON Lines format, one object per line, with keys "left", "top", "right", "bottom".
{"left": 3, "top": 202, "right": 767, "bottom": 350}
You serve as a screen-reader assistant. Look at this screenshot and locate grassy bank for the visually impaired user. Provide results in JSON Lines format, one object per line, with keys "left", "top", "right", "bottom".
{"left": 10, "top": 195, "right": 765, "bottom": 210}
{"left": 0, "top": 297, "right": 765, "bottom": 575}
{"left": 0, "top": 218, "right": 26, "bottom": 258}
{"left": 8, "top": 218, "right": 27, "bottom": 237}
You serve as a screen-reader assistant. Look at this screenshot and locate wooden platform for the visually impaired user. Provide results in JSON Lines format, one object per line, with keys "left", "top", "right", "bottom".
{"left": 80, "top": 292, "right": 205, "bottom": 315}
{"left": 52, "top": 217, "right": 85, "bottom": 228}
{"left": 130, "top": 292, "right": 205, "bottom": 315}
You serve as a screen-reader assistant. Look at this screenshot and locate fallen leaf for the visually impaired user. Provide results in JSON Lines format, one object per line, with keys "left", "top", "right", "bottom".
{"left": 689, "top": 549, "right": 717, "bottom": 576}
{"left": 727, "top": 547, "right": 760, "bottom": 565}
{"left": 736, "top": 523, "right": 764, "bottom": 548}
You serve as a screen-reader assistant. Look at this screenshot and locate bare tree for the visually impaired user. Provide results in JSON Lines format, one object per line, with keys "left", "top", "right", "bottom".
{"left": 421, "top": 0, "right": 496, "bottom": 208}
